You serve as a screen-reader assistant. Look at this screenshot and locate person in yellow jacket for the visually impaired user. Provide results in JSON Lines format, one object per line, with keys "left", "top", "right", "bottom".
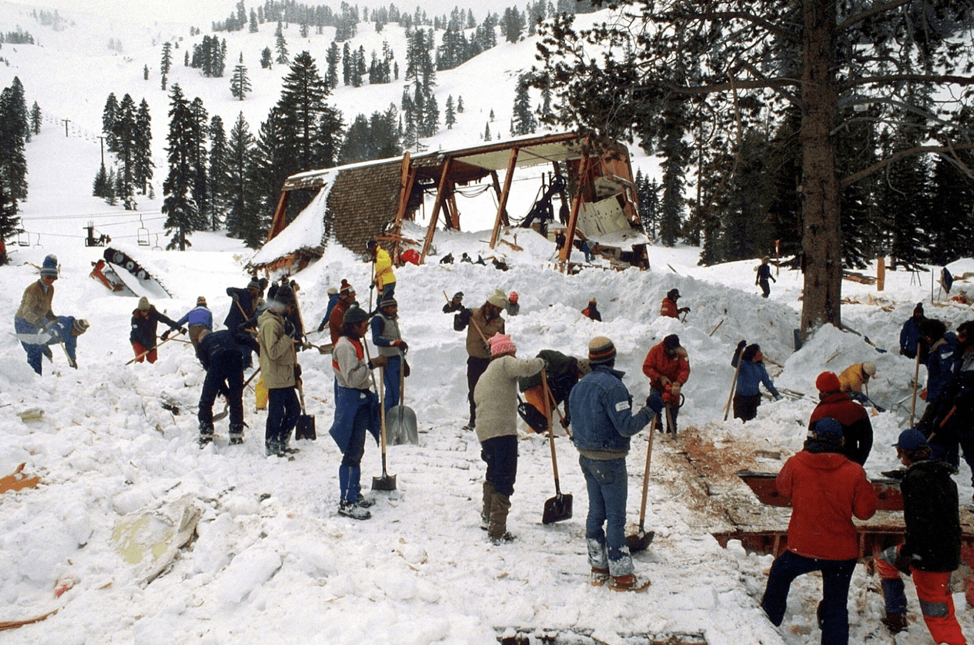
{"left": 838, "top": 361, "right": 876, "bottom": 395}
{"left": 366, "top": 240, "right": 396, "bottom": 303}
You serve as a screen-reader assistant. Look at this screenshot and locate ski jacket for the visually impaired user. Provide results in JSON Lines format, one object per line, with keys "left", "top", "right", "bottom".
{"left": 257, "top": 309, "right": 295, "bottom": 389}
{"left": 319, "top": 293, "right": 340, "bottom": 330}
{"left": 16, "top": 280, "right": 56, "bottom": 326}
{"left": 176, "top": 306, "right": 212, "bottom": 330}
{"left": 838, "top": 363, "right": 869, "bottom": 394}
{"left": 899, "top": 317, "right": 925, "bottom": 355}
{"left": 732, "top": 353, "right": 780, "bottom": 398}
{"left": 777, "top": 449, "right": 877, "bottom": 561}
{"left": 582, "top": 305, "right": 602, "bottom": 321}
{"left": 455, "top": 306, "right": 505, "bottom": 359}
{"left": 641, "top": 343, "right": 690, "bottom": 391}
{"left": 473, "top": 354, "right": 545, "bottom": 443}
{"left": 328, "top": 299, "right": 351, "bottom": 346}
{"left": 756, "top": 264, "right": 775, "bottom": 283}
{"left": 659, "top": 297, "right": 679, "bottom": 319}
{"left": 332, "top": 336, "right": 372, "bottom": 391}
{"left": 569, "top": 364, "right": 654, "bottom": 454}
{"left": 373, "top": 248, "right": 396, "bottom": 291}
{"left": 518, "top": 350, "right": 582, "bottom": 405}
{"left": 224, "top": 287, "right": 257, "bottom": 331}
{"left": 945, "top": 346, "right": 974, "bottom": 413}
{"left": 901, "top": 459, "right": 961, "bottom": 572}
{"left": 506, "top": 301, "right": 520, "bottom": 316}
{"left": 196, "top": 330, "right": 243, "bottom": 371}
{"left": 130, "top": 307, "right": 178, "bottom": 348}
{"left": 371, "top": 312, "right": 402, "bottom": 358}
{"left": 810, "top": 392, "right": 873, "bottom": 466}
{"left": 925, "top": 333, "right": 959, "bottom": 403}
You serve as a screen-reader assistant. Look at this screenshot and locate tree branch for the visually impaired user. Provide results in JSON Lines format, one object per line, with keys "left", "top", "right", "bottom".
{"left": 837, "top": 0, "right": 912, "bottom": 32}
{"left": 841, "top": 73, "right": 974, "bottom": 92}
{"left": 841, "top": 142, "right": 974, "bottom": 188}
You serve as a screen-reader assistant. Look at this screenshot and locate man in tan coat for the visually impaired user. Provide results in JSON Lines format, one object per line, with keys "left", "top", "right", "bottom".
{"left": 454, "top": 288, "right": 507, "bottom": 430}
{"left": 258, "top": 285, "right": 299, "bottom": 457}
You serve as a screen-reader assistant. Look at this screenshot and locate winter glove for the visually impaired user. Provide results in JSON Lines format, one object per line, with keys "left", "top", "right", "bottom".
{"left": 679, "top": 307, "right": 690, "bottom": 314}
{"left": 369, "top": 355, "right": 390, "bottom": 369}
{"left": 231, "top": 293, "right": 240, "bottom": 303}
{"left": 284, "top": 319, "right": 297, "bottom": 338}
{"left": 394, "top": 340, "right": 409, "bottom": 354}
{"left": 317, "top": 323, "right": 326, "bottom": 333}
{"left": 457, "top": 308, "right": 472, "bottom": 326}
{"left": 774, "top": 394, "right": 783, "bottom": 402}
{"left": 161, "top": 329, "right": 171, "bottom": 341}
{"left": 894, "top": 549, "right": 914, "bottom": 576}
{"left": 179, "top": 327, "right": 187, "bottom": 335}
{"left": 370, "top": 281, "right": 377, "bottom": 290}
{"left": 670, "top": 383, "right": 681, "bottom": 397}
{"left": 737, "top": 340, "right": 747, "bottom": 352}
{"left": 645, "top": 390, "right": 665, "bottom": 416}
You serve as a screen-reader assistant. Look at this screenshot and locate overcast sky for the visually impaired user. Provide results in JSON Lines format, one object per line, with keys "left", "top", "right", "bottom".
{"left": 8, "top": 0, "right": 494, "bottom": 25}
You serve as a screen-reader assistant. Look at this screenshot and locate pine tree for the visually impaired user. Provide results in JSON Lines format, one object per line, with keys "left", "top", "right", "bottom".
{"left": 161, "top": 74, "right": 168, "bottom": 91}
{"left": 325, "top": 42, "right": 340, "bottom": 90}
{"left": 0, "top": 83, "right": 27, "bottom": 240}
{"left": 143, "top": 64, "right": 149, "bottom": 80}
{"left": 342, "top": 43, "right": 352, "bottom": 85}
{"left": 444, "top": 95, "right": 456, "bottom": 129}
{"left": 109, "top": 93, "right": 137, "bottom": 206}
{"left": 161, "top": 42, "right": 173, "bottom": 76}
{"left": 207, "top": 115, "right": 228, "bottom": 230}
{"left": 457, "top": 96, "right": 464, "bottom": 113}
{"left": 29, "top": 101, "right": 40, "bottom": 135}
{"left": 133, "top": 99, "right": 153, "bottom": 194}
{"left": 189, "top": 97, "right": 209, "bottom": 231}
{"left": 511, "top": 75, "right": 537, "bottom": 135}
{"left": 225, "top": 112, "right": 259, "bottom": 245}
{"left": 92, "top": 162, "right": 109, "bottom": 198}
{"left": 260, "top": 47, "right": 272, "bottom": 69}
{"left": 230, "top": 53, "right": 251, "bottom": 100}
{"left": 423, "top": 93, "right": 439, "bottom": 138}
{"left": 102, "top": 93, "right": 119, "bottom": 152}
{"left": 249, "top": 9, "right": 258, "bottom": 33}
{"left": 274, "top": 21, "right": 288, "bottom": 65}
{"left": 162, "top": 84, "right": 197, "bottom": 250}
{"left": 484, "top": 121, "right": 491, "bottom": 141}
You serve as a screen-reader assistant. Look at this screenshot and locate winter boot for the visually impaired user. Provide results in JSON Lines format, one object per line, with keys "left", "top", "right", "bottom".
{"left": 488, "top": 492, "right": 513, "bottom": 544}
{"left": 881, "top": 612, "right": 908, "bottom": 634}
{"left": 229, "top": 423, "right": 244, "bottom": 446}
{"left": 590, "top": 567, "right": 610, "bottom": 587}
{"left": 338, "top": 499, "right": 371, "bottom": 520}
{"left": 198, "top": 422, "right": 214, "bottom": 448}
{"left": 481, "top": 481, "right": 495, "bottom": 531}
{"left": 609, "top": 574, "right": 651, "bottom": 593}
{"left": 356, "top": 493, "right": 375, "bottom": 508}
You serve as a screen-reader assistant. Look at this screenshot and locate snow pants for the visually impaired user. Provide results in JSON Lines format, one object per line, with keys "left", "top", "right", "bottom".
{"left": 266, "top": 387, "right": 300, "bottom": 452}
{"left": 382, "top": 355, "right": 401, "bottom": 412}
{"left": 761, "top": 550, "right": 856, "bottom": 645}
{"left": 131, "top": 342, "right": 157, "bottom": 364}
{"left": 199, "top": 349, "right": 244, "bottom": 429}
{"left": 877, "top": 545, "right": 967, "bottom": 645}
{"left": 579, "top": 455, "right": 632, "bottom": 577}
{"left": 466, "top": 356, "right": 490, "bottom": 427}
{"left": 480, "top": 434, "right": 517, "bottom": 497}
{"left": 733, "top": 392, "right": 761, "bottom": 422}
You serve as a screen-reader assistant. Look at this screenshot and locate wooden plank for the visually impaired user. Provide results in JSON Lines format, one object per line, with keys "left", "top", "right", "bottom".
{"left": 419, "top": 159, "right": 453, "bottom": 265}
{"left": 489, "top": 149, "right": 519, "bottom": 249}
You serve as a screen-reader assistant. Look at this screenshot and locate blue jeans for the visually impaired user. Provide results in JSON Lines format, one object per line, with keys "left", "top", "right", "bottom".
{"left": 761, "top": 550, "right": 857, "bottom": 645}
{"left": 15, "top": 315, "right": 78, "bottom": 375}
{"left": 339, "top": 402, "right": 370, "bottom": 502}
{"left": 579, "top": 455, "right": 631, "bottom": 576}
{"left": 382, "top": 355, "right": 401, "bottom": 412}
{"left": 266, "top": 387, "right": 299, "bottom": 450}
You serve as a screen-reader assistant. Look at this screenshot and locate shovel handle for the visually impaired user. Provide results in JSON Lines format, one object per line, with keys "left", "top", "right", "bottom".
{"left": 637, "top": 415, "right": 657, "bottom": 530}
{"left": 723, "top": 356, "right": 742, "bottom": 421}
{"left": 541, "top": 371, "right": 562, "bottom": 494}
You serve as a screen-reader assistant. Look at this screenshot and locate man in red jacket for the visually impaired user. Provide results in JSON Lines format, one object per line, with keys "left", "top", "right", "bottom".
{"left": 761, "top": 418, "right": 877, "bottom": 645}
{"left": 642, "top": 334, "right": 690, "bottom": 434}
{"left": 659, "top": 288, "right": 689, "bottom": 319}
{"left": 809, "top": 371, "right": 874, "bottom": 466}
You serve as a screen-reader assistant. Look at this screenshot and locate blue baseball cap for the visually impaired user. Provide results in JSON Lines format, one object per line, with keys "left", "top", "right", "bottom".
{"left": 893, "top": 428, "right": 928, "bottom": 452}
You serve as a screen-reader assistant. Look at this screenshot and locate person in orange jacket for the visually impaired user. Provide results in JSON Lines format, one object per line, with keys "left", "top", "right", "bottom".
{"left": 660, "top": 289, "right": 689, "bottom": 319}
{"left": 642, "top": 334, "right": 690, "bottom": 434}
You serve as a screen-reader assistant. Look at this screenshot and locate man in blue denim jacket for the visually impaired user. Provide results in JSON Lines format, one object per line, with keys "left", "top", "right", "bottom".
{"left": 569, "top": 336, "right": 664, "bottom": 592}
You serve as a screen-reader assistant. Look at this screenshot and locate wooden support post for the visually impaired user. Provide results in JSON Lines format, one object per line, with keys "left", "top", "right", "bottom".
{"left": 419, "top": 159, "right": 453, "bottom": 264}
{"left": 877, "top": 256, "right": 885, "bottom": 291}
{"left": 489, "top": 148, "right": 519, "bottom": 249}
{"left": 489, "top": 170, "right": 510, "bottom": 227}
{"left": 560, "top": 156, "right": 590, "bottom": 271}
{"left": 265, "top": 191, "right": 291, "bottom": 242}
{"left": 390, "top": 153, "right": 414, "bottom": 264}
{"left": 446, "top": 186, "right": 461, "bottom": 230}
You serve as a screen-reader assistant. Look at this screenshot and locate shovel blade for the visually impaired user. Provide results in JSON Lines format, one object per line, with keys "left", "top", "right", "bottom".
{"left": 542, "top": 492, "right": 573, "bottom": 524}
{"left": 386, "top": 405, "right": 418, "bottom": 446}
{"left": 372, "top": 474, "right": 397, "bottom": 491}
{"left": 625, "top": 528, "right": 655, "bottom": 553}
{"left": 295, "top": 414, "right": 316, "bottom": 441}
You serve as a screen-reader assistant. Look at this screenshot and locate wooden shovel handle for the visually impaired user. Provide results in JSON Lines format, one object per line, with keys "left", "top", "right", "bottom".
{"left": 637, "top": 415, "right": 658, "bottom": 529}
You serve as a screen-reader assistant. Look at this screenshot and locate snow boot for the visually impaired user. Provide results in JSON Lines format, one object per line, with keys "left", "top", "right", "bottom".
{"left": 881, "top": 612, "right": 908, "bottom": 634}
{"left": 356, "top": 493, "right": 375, "bottom": 508}
{"left": 609, "top": 574, "right": 651, "bottom": 593}
{"left": 198, "top": 422, "right": 214, "bottom": 448}
{"left": 338, "top": 499, "right": 371, "bottom": 520}
{"left": 590, "top": 567, "right": 610, "bottom": 587}
{"left": 481, "top": 481, "right": 495, "bottom": 530}
{"left": 229, "top": 423, "right": 244, "bottom": 446}
{"left": 488, "top": 492, "right": 512, "bottom": 543}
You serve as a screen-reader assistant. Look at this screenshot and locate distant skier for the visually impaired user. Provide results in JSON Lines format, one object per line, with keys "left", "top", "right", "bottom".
{"left": 174, "top": 296, "right": 213, "bottom": 350}
{"left": 756, "top": 256, "right": 776, "bottom": 298}
{"left": 130, "top": 297, "right": 181, "bottom": 364}
{"left": 581, "top": 298, "right": 602, "bottom": 321}
{"left": 195, "top": 329, "right": 246, "bottom": 447}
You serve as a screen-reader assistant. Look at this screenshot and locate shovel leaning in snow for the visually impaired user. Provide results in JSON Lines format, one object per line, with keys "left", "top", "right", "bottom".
{"left": 293, "top": 346, "right": 316, "bottom": 441}
{"left": 626, "top": 414, "right": 658, "bottom": 552}
{"left": 372, "top": 365, "right": 397, "bottom": 491}
{"left": 541, "top": 372, "right": 572, "bottom": 524}
{"left": 386, "top": 351, "right": 418, "bottom": 445}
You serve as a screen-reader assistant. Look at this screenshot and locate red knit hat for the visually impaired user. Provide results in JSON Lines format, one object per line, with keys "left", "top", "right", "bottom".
{"left": 816, "top": 371, "right": 841, "bottom": 393}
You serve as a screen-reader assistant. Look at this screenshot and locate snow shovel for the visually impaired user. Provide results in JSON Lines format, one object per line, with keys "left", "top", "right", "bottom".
{"left": 372, "top": 365, "right": 397, "bottom": 491}
{"left": 293, "top": 348, "right": 316, "bottom": 440}
{"left": 626, "top": 415, "right": 658, "bottom": 552}
{"left": 541, "top": 372, "right": 572, "bottom": 524}
{"left": 387, "top": 354, "right": 418, "bottom": 445}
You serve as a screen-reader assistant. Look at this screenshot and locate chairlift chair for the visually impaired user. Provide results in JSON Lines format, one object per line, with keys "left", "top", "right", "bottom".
{"left": 17, "top": 229, "right": 29, "bottom": 247}
{"left": 152, "top": 234, "right": 162, "bottom": 251}
{"left": 33, "top": 235, "right": 42, "bottom": 249}
{"left": 137, "top": 215, "right": 150, "bottom": 246}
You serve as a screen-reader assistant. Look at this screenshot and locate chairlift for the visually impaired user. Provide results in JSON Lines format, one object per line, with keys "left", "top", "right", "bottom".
{"left": 17, "top": 229, "right": 29, "bottom": 247}
{"left": 152, "top": 234, "right": 162, "bottom": 251}
{"left": 137, "top": 215, "right": 150, "bottom": 246}
{"left": 33, "top": 235, "right": 43, "bottom": 249}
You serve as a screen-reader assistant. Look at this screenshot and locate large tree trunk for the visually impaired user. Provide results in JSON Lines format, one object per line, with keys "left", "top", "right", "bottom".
{"left": 800, "top": 0, "right": 843, "bottom": 333}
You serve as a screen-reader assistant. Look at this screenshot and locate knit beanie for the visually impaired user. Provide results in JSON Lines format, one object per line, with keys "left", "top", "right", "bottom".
{"left": 340, "top": 282, "right": 354, "bottom": 296}
{"left": 40, "top": 254, "right": 58, "bottom": 278}
{"left": 327, "top": 286, "right": 338, "bottom": 296}
{"left": 247, "top": 279, "right": 260, "bottom": 291}
{"left": 913, "top": 303, "right": 924, "bottom": 316}
{"left": 138, "top": 296, "right": 150, "bottom": 311}
{"left": 509, "top": 291, "right": 518, "bottom": 303}
{"left": 488, "top": 333, "right": 517, "bottom": 357}
{"left": 663, "top": 334, "right": 681, "bottom": 350}
{"left": 486, "top": 289, "right": 508, "bottom": 309}
{"left": 816, "top": 371, "right": 841, "bottom": 393}
{"left": 196, "top": 296, "right": 207, "bottom": 306}
{"left": 588, "top": 336, "right": 616, "bottom": 365}
{"left": 380, "top": 296, "right": 398, "bottom": 309}
{"left": 71, "top": 319, "right": 90, "bottom": 336}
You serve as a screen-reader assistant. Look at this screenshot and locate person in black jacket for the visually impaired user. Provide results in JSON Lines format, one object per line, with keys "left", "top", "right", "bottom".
{"left": 130, "top": 297, "right": 181, "bottom": 364}
{"left": 875, "top": 429, "right": 966, "bottom": 642}
{"left": 195, "top": 329, "right": 246, "bottom": 447}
